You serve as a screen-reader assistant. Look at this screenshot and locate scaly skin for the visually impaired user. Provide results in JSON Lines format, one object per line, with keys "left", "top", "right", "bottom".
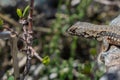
{"left": 67, "top": 22, "right": 120, "bottom": 44}
{"left": 67, "top": 22, "right": 120, "bottom": 62}
{"left": 67, "top": 22, "right": 120, "bottom": 49}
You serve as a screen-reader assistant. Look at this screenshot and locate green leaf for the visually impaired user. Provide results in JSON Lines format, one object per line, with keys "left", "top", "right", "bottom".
{"left": 8, "top": 76, "right": 14, "bottom": 80}
{"left": 42, "top": 56, "right": 50, "bottom": 65}
{"left": 23, "top": 5, "right": 30, "bottom": 17}
{"left": 89, "top": 48, "right": 97, "bottom": 56}
{"left": 0, "top": 19, "right": 3, "bottom": 30}
{"left": 0, "top": 19, "right": 3, "bottom": 26}
{"left": 16, "top": 8, "right": 23, "bottom": 18}
{"left": 82, "top": 63, "right": 91, "bottom": 74}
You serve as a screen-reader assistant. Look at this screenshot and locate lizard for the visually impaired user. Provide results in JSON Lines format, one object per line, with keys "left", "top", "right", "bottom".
{"left": 67, "top": 21, "right": 120, "bottom": 62}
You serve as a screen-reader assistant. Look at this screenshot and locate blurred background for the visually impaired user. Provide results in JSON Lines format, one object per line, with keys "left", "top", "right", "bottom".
{"left": 0, "top": 0, "right": 120, "bottom": 80}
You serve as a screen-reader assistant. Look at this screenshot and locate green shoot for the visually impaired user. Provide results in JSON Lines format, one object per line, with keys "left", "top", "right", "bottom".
{"left": 42, "top": 56, "right": 50, "bottom": 65}
{"left": 16, "top": 8, "right": 23, "bottom": 18}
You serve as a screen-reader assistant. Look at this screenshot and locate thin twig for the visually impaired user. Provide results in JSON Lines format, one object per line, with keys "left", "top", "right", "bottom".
{"left": 19, "top": 0, "right": 35, "bottom": 79}
{"left": 10, "top": 36, "right": 20, "bottom": 80}
{"left": 28, "top": 0, "right": 34, "bottom": 32}
{"left": 33, "top": 27, "right": 51, "bottom": 33}
{"left": 0, "top": 13, "right": 19, "bottom": 27}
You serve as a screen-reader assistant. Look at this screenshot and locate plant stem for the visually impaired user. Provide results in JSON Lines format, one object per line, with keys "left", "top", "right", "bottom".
{"left": 10, "top": 37, "right": 20, "bottom": 80}
{"left": 28, "top": 0, "right": 34, "bottom": 32}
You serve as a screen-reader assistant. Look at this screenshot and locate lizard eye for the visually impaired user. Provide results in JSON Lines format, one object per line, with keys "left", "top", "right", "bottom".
{"left": 67, "top": 26, "right": 78, "bottom": 34}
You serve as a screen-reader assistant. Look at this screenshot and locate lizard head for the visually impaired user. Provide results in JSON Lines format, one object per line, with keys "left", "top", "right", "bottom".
{"left": 67, "top": 22, "right": 90, "bottom": 38}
